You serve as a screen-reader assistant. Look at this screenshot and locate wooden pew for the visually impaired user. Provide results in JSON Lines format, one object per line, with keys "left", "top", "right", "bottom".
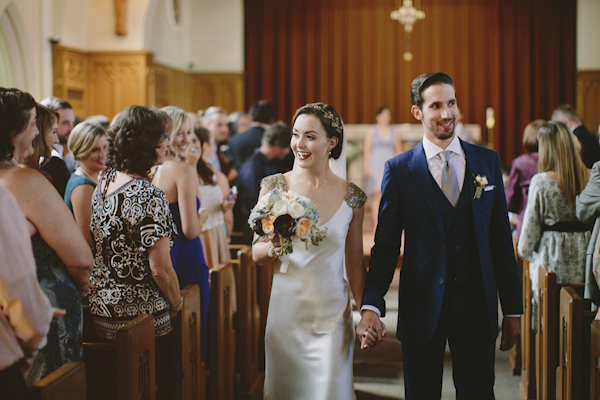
{"left": 229, "top": 243, "right": 246, "bottom": 264}
{"left": 233, "top": 246, "right": 263, "bottom": 400}
{"left": 207, "top": 262, "right": 236, "bottom": 400}
{"left": 172, "top": 284, "right": 205, "bottom": 400}
{"left": 536, "top": 267, "right": 584, "bottom": 400}
{"left": 256, "top": 260, "right": 275, "bottom": 372}
{"left": 30, "top": 361, "right": 86, "bottom": 400}
{"left": 591, "top": 321, "right": 600, "bottom": 399}
{"left": 556, "top": 287, "right": 594, "bottom": 400}
{"left": 511, "top": 236, "right": 523, "bottom": 376}
{"left": 521, "top": 258, "right": 537, "bottom": 399}
{"left": 82, "top": 307, "right": 156, "bottom": 400}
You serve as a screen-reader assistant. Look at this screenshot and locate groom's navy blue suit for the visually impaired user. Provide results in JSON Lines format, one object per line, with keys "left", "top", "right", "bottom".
{"left": 362, "top": 138, "right": 523, "bottom": 398}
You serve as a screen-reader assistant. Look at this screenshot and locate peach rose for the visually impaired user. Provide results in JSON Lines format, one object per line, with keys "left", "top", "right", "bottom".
{"left": 262, "top": 214, "right": 276, "bottom": 234}
{"left": 295, "top": 217, "right": 312, "bottom": 238}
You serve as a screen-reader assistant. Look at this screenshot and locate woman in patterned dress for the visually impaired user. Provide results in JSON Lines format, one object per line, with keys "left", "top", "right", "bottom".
{"left": 89, "top": 105, "right": 183, "bottom": 398}
{"left": 0, "top": 88, "right": 93, "bottom": 384}
{"left": 518, "top": 121, "right": 591, "bottom": 327}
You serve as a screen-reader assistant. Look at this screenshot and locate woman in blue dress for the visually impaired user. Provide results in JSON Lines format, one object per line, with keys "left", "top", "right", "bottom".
{"left": 152, "top": 106, "right": 210, "bottom": 361}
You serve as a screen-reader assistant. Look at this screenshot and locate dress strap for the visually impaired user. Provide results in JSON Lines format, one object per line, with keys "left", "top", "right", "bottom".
{"left": 261, "top": 173, "right": 287, "bottom": 192}
{"left": 345, "top": 182, "right": 367, "bottom": 208}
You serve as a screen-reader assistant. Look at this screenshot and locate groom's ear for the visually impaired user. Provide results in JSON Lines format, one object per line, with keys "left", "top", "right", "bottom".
{"left": 411, "top": 105, "right": 422, "bottom": 121}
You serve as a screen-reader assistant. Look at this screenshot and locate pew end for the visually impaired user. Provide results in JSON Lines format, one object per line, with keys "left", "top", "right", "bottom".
{"left": 30, "top": 361, "right": 86, "bottom": 400}
{"left": 520, "top": 258, "right": 536, "bottom": 399}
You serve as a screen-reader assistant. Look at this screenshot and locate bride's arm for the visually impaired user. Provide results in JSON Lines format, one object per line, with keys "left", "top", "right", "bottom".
{"left": 252, "top": 185, "right": 281, "bottom": 264}
{"left": 345, "top": 205, "right": 367, "bottom": 305}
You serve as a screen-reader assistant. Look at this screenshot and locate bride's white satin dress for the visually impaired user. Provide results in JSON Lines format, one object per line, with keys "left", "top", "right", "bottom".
{"left": 264, "top": 197, "right": 356, "bottom": 400}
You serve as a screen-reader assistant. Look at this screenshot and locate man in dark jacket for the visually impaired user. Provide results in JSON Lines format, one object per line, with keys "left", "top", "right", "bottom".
{"left": 552, "top": 104, "right": 600, "bottom": 168}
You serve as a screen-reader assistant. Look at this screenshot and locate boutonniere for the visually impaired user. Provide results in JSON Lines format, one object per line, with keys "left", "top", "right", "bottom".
{"left": 472, "top": 172, "right": 494, "bottom": 199}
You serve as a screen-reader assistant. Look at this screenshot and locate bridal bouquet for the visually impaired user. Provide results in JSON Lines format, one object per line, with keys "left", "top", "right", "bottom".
{"left": 248, "top": 188, "right": 327, "bottom": 257}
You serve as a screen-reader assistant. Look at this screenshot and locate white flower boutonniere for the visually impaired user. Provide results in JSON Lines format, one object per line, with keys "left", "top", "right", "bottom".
{"left": 473, "top": 173, "right": 491, "bottom": 200}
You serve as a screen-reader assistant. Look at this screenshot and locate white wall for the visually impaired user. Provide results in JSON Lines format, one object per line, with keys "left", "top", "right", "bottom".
{"left": 577, "top": 0, "right": 600, "bottom": 70}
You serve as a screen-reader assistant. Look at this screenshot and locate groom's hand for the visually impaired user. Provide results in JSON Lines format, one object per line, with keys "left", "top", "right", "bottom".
{"left": 356, "top": 310, "right": 386, "bottom": 350}
{"left": 499, "top": 316, "right": 520, "bottom": 351}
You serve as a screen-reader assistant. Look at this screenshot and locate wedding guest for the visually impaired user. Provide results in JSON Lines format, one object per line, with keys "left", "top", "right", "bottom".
{"left": 230, "top": 100, "right": 276, "bottom": 167}
{"left": 234, "top": 123, "right": 291, "bottom": 244}
{"left": 519, "top": 121, "right": 591, "bottom": 326}
{"left": 22, "top": 105, "right": 59, "bottom": 177}
{"left": 89, "top": 105, "right": 183, "bottom": 398}
{"left": 0, "top": 186, "right": 53, "bottom": 399}
{"left": 152, "top": 106, "right": 211, "bottom": 362}
{"left": 0, "top": 88, "right": 93, "bottom": 384}
{"left": 40, "top": 97, "right": 76, "bottom": 173}
{"left": 505, "top": 119, "right": 545, "bottom": 237}
{"left": 84, "top": 115, "right": 109, "bottom": 130}
{"left": 64, "top": 122, "right": 107, "bottom": 247}
{"left": 228, "top": 111, "right": 252, "bottom": 137}
{"left": 203, "top": 106, "right": 237, "bottom": 183}
{"left": 193, "top": 127, "right": 234, "bottom": 267}
{"left": 552, "top": 104, "right": 600, "bottom": 168}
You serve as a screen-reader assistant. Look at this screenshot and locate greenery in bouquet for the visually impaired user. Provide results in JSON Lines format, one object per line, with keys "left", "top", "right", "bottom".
{"left": 248, "top": 188, "right": 328, "bottom": 256}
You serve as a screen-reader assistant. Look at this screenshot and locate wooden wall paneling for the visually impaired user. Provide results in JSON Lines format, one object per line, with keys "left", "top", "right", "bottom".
{"left": 576, "top": 71, "right": 600, "bottom": 133}
{"left": 88, "top": 59, "right": 116, "bottom": 119}
{"left": 192, "top": 73, "right": 245, "bottom": 114}
{"left": 52, "top": 45, "right": 89, "bottom": 117}
{"left": 146, "top": 53, "right": 155, "bottom": 107}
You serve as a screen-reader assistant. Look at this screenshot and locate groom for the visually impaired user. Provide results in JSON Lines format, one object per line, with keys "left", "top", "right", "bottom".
{"left": 357, "top": 72, "right": 522, "bottom": 399}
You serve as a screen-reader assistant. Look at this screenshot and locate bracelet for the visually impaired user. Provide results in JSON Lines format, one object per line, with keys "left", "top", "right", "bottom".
{"left": 267, "top": 241, "right": 278, "bottom": 258}
{"left": 172, "top": 297, "right": 183, "bottom": 309}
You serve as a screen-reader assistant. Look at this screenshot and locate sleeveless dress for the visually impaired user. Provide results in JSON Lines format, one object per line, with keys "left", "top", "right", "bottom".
{"left": 26, "top": 233, "right": 82, "bottom": 385}
{"left": 169, "top": 198, "right": 210, "bottom": 362}
{"left": 64, "top": 173, "right": 96, "bottom": 212}
{"left": 261, "top": 174, "right": 367, "bottom": 400}
{"left": 198, "top": 177, "right": 231, "bottom": 269}
{"left": 366, "top": 126, "right": 397, "bottom": 196}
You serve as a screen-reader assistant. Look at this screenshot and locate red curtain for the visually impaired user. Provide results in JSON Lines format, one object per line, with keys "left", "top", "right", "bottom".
{"left": 245, "top": 0, "right": 575, "bottom": 165}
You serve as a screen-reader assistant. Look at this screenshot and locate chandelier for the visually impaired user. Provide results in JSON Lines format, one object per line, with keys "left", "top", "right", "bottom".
{"left": 390, "top": 0, "right": 425, "bottom": 62}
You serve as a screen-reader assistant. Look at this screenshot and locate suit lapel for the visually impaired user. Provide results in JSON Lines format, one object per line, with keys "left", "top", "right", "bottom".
{"left": 462, "top": 141, "right": 481, "bottom": 218}
{"left": 408, "top": 141, "right": 445, "bottom": 238}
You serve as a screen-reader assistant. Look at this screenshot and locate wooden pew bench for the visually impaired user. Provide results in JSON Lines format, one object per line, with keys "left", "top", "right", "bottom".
{"left": 520, "top": 258, "right": 536, "bottom": 399}
{"left": 30, "top": 361, "right": 86, "bottom": 400}
{"left": 556, "top": 287, "right": 594, "bottom": 400}
{"left": 591, "top": 321, "right": 600, "bottom": 400}
{"left": 207, "top": 262, "right": 236, "bottom": 400}
{"left": 536, "top": 266, "right": 584, "bottom": 400}
{"left": 82, "top": 307, "right": 156, "bottom": 400}
{"left": 171, "top": 284, "right": 204, "bottom": 400}
{"left": 511, "top": 236, "right": 523, "bottom": 376}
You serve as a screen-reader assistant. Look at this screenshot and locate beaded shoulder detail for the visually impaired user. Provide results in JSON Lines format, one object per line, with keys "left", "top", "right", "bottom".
{"left": 261, "top": 173, "right": 287, "bottom": 192}
{"left": 345, "top": 182, "right": 367, "bottom": 208}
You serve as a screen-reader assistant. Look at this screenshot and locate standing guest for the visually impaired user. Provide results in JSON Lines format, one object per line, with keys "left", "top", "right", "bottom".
{"left": 363, "top": 106, "right": 402, "bottom": 230}
{"left": 40, "top": 97, "right": 76, "bottom": 173}
{"left": 0, "top": 186, "right": 54, "bottom": 400}
{"left": 152, "top": 106, "right": 211, "bottom": 362}
{"left": 229, "top": 100, "right": 276, "bottom": 167}
{"left": 505, "top": 119, "right": 545, "bottom": 237}
{"left": 357, "top": 73, "right": 522, "bottom": 399}
{"left": 84, "top": 115, "right": 109, "bottom": 130}
{"left": 234, "top": 123, "right": 291, "bottom": 245}
{"left": 22, "top": 105, "right": 59, "bottom": 177}
{"left": 203, "top": 106, "right": 237, "bottom": 183}
{"left": 89, "top": 105, "right": 184, "bottom": 398}
{"left": 519, "top": 121, "right": 591, "bottom": 326}
{"left": 193, "top": 127, "right": 234, "bottom": 268}
{"left": 64, "top": 122, "right": 107, "bottom": 247}
{"left": 552, "top": 104, "right": 600, "bottom": 168}
{"left": 0, "top": 88, "right": 93, "bottom": 384}
{"left": 228, "top": 110, "right": 252, "bottom": 138}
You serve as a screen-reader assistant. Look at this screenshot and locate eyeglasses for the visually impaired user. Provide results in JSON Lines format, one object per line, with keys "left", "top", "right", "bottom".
{"left": 161, "top": 134, "right": 170, "bottom": 141}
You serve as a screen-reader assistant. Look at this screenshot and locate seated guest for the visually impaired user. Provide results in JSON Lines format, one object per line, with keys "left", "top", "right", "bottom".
{"left": 89, "top": 105, "right": 183, "bottom": 398}
{"left": 518, "top": 121, "right": 591, "bottom": 327}
{"left": 0, "top": 88, "right": 93, "bottom": 384}
{"left": 194, "top": 127, "right": 235, "bottom": 268}
{"left": 234, "top": 123, "right": 291, "bottom": 244}
{"left": 40, "top": 97, "right": 76, "bottom": 174}
{"left": 505, "top": 119, "right": 545, "bottom": 237}
{"left": 0, "top": 186, "right": 54, "bottom": 399}
{"left": 64, "top": 122, "right": 107, "bottom": 247}
{"left": 576, "top": 160, "right": 600, "bottom": 316}
{"left": 229, "top": 100, "right": 276, "bottom": 167}
{"left": 552, "top": 104, "right": 600, "bottom": 168}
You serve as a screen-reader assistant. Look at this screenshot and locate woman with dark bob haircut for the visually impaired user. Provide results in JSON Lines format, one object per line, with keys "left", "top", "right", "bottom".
{"left": 0, "top": 88, "right": 94, "bottom": 385}
{"left": 88, "top": 105, "right": 184, "bottom": 398}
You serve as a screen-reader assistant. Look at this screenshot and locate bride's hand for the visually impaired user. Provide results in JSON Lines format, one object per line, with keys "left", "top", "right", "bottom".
{"left": 360, "top": 326, "right": 379, "bottom": 350}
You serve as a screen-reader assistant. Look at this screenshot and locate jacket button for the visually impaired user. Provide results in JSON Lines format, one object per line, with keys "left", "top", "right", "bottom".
{"left": 439, "top": 278, "right": 445, "bottom": 284}
{"left": 441, "top": 246, "right": 447, "bottom": 252}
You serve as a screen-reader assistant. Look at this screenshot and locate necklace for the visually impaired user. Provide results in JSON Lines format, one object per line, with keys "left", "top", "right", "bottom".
{"left": 78, "top": 167, "right": 98, "bottom": 184}
{"left": 4, "top": 159, "right": 17, "bottom": 167}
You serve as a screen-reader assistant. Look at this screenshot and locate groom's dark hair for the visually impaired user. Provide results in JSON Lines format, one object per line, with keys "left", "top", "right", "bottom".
{"left": 410, "top": 72, "right": 455, "bottom": 110}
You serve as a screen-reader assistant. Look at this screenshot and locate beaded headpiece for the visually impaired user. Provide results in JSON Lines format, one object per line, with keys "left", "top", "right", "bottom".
{"left": 307, "top": 104, "right": 343, "bottom": 134}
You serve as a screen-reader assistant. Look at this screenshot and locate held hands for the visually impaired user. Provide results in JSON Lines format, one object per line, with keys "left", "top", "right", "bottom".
{"left": 356, "top": 310, "right": 386, "bottom": 350}
{"left": 499, "top": 316, "right": 520, "bottom": 351}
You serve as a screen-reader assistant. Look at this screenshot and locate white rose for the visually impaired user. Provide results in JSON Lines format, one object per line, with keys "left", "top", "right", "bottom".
{"left": 475, "top": 175, "right": 488, "bottom": 185}
{"left": 256, "top": 194, "right": 269, "bottom": 209}
{"left": 288, "top": 201, "right": 306, "bottom": 219}
{"left": 271, "top": 200, "right": 288, "bottom": 216}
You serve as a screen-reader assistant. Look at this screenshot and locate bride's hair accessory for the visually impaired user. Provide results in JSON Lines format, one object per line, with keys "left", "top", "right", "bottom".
{"left": 305, "top": 104, "right": 343, "bottom": 134}
{"left": 292, "top": 103, "right": 344, "bottom": 160}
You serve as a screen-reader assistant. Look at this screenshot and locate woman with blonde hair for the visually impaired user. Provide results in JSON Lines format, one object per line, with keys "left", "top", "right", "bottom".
{"left": 64, "top": 122, "right": 106, "bottom": 247}
{"left": 519, "top": 121, "right": 591, "bottom": 325}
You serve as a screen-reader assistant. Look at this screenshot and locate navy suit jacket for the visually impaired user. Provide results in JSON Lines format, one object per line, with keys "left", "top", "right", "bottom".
{"left": 362, "top": 139, "right": 523, "bottom": 346}
{"left": 230, "top": 126, "right": 266, "bottom": 167}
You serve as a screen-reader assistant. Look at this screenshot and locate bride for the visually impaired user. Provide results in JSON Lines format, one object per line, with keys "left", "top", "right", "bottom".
{"left": 252, "top": 103, "right": 376, "bottom": 399}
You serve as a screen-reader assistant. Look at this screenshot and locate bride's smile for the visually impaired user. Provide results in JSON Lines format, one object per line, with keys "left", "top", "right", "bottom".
{"left": 291, "top": 114, "right": 337, "bottom": 169}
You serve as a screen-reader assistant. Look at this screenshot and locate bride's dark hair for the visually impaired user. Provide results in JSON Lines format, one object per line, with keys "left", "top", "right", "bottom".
{"left": 291, "top": 103, "right": 344, "bottom": 160}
